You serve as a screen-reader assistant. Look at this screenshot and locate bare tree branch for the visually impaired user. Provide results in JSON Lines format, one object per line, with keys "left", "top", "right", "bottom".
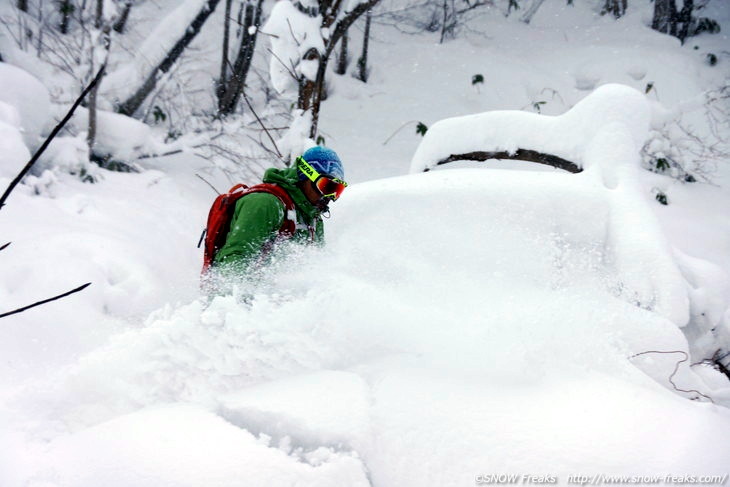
{"left": 195, "top": 173, "right": 221, "bottom": 195}
{"left": 242, "top": 91, "right": 283, "bottom": 159}
{"left": 0, "top": 242, "right": 10, "bottom": 252}
{"left": 266, "top": 47, "right": 299, "bottom": 82}
{"left": 629, "top": 350, "right": 714, "bottom": 403}
{"left": 0, "top": 282, "right": 92, "bottom": 319}
{"left": 0, "top": 64, "right": 106, "bottom": 210}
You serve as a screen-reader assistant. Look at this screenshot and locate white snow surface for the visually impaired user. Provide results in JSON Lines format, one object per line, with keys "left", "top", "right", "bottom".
{"left": 1, "top": 0, "right": 730, "bottom": 485}
{"left": 3, "top": 165, "right": 730, "bottom": 485}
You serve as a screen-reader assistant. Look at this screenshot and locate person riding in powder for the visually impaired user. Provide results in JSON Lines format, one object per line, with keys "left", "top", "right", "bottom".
{"left": 207, "top": 146, "right": 347, "bottom": 280}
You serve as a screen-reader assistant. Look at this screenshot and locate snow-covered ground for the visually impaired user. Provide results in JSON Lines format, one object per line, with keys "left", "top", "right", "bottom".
{"left": 1, "top": 1, "right": 730, "bottom": 485}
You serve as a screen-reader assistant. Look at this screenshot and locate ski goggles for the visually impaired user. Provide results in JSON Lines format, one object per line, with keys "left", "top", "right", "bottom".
{"left": 296, "top": 156, "right": 348, "bottom": 201}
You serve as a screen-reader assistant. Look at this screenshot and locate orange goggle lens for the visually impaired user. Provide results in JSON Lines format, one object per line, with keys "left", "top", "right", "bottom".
{"left": 315, "top": 176, "right": 348, "bottom": 201}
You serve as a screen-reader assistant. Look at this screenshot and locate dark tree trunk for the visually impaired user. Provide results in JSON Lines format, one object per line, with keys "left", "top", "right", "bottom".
{"left": 432, "top": 150, "right": 581, "bottom": 173}
{"left": 17, "top": 0, "right": 28, "bottom": 12}
{"left": 354, "top": 9, "right": 371, "bottom": 82}
{"left": 439, "top": 0, "right": 448, "bottom": 44}
{"left": 88, "top": 74, "right": 99, "bottom": 152}
{"left": 113, "top": 1, "right": 133, "bottom": 33}
{"left": 217, "top": 0, "right": 233, "bottom": 102}
{"left": 334, "top": 30, "right": 348, "bottom": 75}
{"left": 298, "top": 47, "right": 321, "bottom": 111}
{"left": 676, "top": 0, "right": 693, "bottom": 43}
{"left": 308, "top": 0, "right": 380, "bottom": 138}
{"left": 652, "top": 0, "right": 678, "bottom": 35}
{"left": 603, "top": 0, "right": 627, "bottom": 18}
{"left": 88, "top": 2, "right": 111, "bottom": 155}
{"left": 217, "top": 0, "right": 263, "bottom": 116}
{"left": 59, "top": 0, "right": 74, "bottom": 34}
{"left": 95, "top": 0, "right": 103, "bottom": 28}
{"left": 118, "top": 0, "right": 222, "bottom": 116}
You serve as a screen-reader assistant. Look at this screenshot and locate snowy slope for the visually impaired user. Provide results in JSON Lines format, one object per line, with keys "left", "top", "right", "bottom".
{"left": 4, "top": 166, "right": 730, "bottom": 486}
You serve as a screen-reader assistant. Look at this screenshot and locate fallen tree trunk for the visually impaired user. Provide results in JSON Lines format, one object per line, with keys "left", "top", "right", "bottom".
{"left": 428, "top": 149, "right": 582, "bottom": 173}
{"left": 117, "top": 0, "right": 222, "bottom": 116}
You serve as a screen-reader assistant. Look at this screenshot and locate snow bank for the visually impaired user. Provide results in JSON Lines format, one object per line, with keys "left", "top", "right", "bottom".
{"left": 410, "top": 84, "right": 690, "bottom": 327}
{"left": 0, "top": 62, "right": 51, "bottom": 148}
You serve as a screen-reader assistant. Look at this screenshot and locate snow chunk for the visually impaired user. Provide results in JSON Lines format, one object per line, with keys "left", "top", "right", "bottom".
{"left": 68, "top": 108, "right": 163, "bottom": 160}
{"left": 36, "top": 134, "right": 98, "bottom": 181}
{"left": 0, "top": 63, "right": 51, "bottom": 148}
{"left": 0, "top": 118, "right": 30, "bottom": 179}
{"left": 277, "top": 109, "right": 316, "bottom": 161}
{"left": 0, "top": 100, "right": 21, "bottom": 128}
{"left": 263, "top": 1, "right": 324, "bottom": 93}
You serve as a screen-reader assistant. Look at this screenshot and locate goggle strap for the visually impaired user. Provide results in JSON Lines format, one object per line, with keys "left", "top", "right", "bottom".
{"left": 297, "top": 156, "right": 320, "bottom": 183}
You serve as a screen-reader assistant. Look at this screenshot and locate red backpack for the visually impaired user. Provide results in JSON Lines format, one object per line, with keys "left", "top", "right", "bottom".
{"left": 200, "top": 183, "right": 296, "bottom": 274}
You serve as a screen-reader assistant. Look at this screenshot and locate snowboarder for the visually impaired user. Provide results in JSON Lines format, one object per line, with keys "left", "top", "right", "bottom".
{"left": 203, "top": 146, "right": 347, "bottom": 282}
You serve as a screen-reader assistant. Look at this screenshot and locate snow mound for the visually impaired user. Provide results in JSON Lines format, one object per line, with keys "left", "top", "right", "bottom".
{"left": 36, "top": 134, "right": 97, "bottom": 180}
{"left": 263, "top": 0, "right": 325, "bottom": 93}
{"left": 68, "top": 108, "right": 163, "bottom": 160}
{"left": 411, "top": 84, "right": 689, "bottom": 327}
{"left": 0, "top": 62, "right": 51, "bottom": 148}
{"left": 410, "top": 84, "right": 649, "bottom": 180}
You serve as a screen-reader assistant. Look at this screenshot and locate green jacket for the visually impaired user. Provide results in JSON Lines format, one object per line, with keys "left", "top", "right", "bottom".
{"left": 213, "top": 167, "right": 324, "bottom": 269}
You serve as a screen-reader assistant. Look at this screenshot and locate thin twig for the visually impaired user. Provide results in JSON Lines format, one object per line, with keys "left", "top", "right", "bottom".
{"left": 286, "top": 18, "right": 302, "bottom": 47}
{"left": 242, "top": 91, "right": 283, "bottom": 158}
{"left": 382, "top": 120, "right": 419, "bottom": 145}
{"left": 629, "top": 350, "right": 714, "bottom": 403}
{"left": 0, "top": 242, "right": 10, "bottom": 252}
{"left": 134, "top": 149, "right": 184, "bottom": 161}
{"left": 195, "top": 173, "right": 221, "bottom": 195}
{"left": 255, "top": 30, "right": 280, "bottom": 39}
{"left": 266, "top": 47, "right": 299, "bottom": 82}
{"left": 245, "top": 134, "right": 280, "bottom": 160}
{"left": 0, "top": 282, "right": 92, "bottom": 319}
{"left": 0, "top": 64, "right": 106, "bottom": 210}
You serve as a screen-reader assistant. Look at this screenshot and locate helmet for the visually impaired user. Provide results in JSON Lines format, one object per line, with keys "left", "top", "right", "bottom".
{"left": 298, "top": 146, "right": 345, "bottom": 181}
